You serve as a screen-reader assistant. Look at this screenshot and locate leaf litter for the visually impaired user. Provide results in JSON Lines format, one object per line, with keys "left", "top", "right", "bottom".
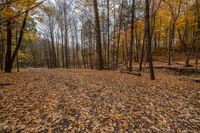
{"left": 0, "top": 68, "right": 199, "bottom": 132}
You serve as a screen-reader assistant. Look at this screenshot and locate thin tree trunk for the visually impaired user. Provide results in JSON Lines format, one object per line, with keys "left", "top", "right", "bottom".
{"left": 139, "top": 32, "right": 146, "bottom": 72}
{"left": 64, "top": 2, "right": 69, "bottom": 68}
{"left": 11, "top": 12, "right": 29, "bottom": 69}
{"left": 60, "top": 28, "right": 65, "bottom": 68}
{"left": 51, "top": 34, "right": 56, "bottom": 68}
{"left": 116, "top": 0, "right": 124, "bottom": 68}
{"left": 124, "top": 26, "right": 128, "bottom": 68}
{"left": 129, "top": 0, "right": 135, "bottom": 72}
{"left": 195, "top": 47, "right": 199, "bottom": 74}
{"left": 0, "top": 32, "right": 5, "bottom": 70}
{"left": 167, "top": 1, "right": 181, "bottom": 65}
{"left": 135, "top": 23, "right": 139, "bottom": 62}
{"left": 168, "top": 21, "right": 175, "bottom": 65}
{"left": 112, "top": 3, "right": 116, "bottom": 69}
{"left": 16, "top": 29, "right": 19, "bottom": 72}
{"left": 48, "top": 40, "right": 52, "bottom": 68}
{"left": 16, "top": 53, "right": 19, "bottom": 72}
{"left": 185, "top": 33, "right": 197, "bottom": 67}
{"left": 107, "top": 0, "right": 110, "bottom": 69}
{"left": 75, "top": 26, "right": 80, "bottom": 68}
{"left": 57, "top": 45, "right": 60, "bottom": 67}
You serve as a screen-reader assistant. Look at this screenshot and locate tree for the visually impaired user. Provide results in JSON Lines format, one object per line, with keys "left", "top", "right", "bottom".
{"left": 93, "top": 0, "right": 104, "bottom": 70}
{"left": 107, "top": 0, "right": 110, "bottom": 69}
{"left": 5, "top": 20, "right": 12, "bottom": 72}
{"left": 129, "top": 0, "right": 135, "bottom": 72}
{"left": 145, "top": 0, "right": 155, "bottom": 80}
{"left": 164, "top": 0, "right": 182, "bottom": 65}
{"left": 116, "top": 0, "right": 124, "bottom": 68}
{"left": 2, "top": 0, "right": 41, "bottom": 72}
{"left": 11, "top": 12, "right": 29, "bottom": 69}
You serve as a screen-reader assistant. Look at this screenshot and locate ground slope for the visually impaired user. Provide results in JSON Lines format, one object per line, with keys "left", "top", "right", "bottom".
{"left": 0, "top": 69, "right": 199, "bottom": 132}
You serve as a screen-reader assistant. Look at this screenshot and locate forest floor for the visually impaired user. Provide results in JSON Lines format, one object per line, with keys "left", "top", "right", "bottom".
{"left": 0, "top": 68, "right": 200, "bottom": 132}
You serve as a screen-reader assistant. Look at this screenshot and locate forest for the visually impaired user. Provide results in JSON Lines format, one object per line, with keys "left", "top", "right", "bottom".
{"left": 0, "top": 0, "right": 200, "bottom": 132}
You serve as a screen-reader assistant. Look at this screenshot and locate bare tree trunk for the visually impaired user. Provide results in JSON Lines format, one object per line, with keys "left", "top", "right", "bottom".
{"left": 195, "top": 0, "right": 199, "bottom": 72}
{"left": 5, "top": 21, "right": 12, "bottom": 73}
{"left": 129, "top": 0, "right": 135, "bottom": 72}
{"left": 124, "top": 26, "right": 128, "bottom": 68}
{"left": 11, "top": 12, "right": 29, "bottom": 69}
{"left": 116, "top": 0, "right": 124, "bottom": 68}
{"left": 139, "top": 33, "right": 146, "bottom": 72}
{"left": 60, "top": 28, "right": 65, "bottom": 68}
{"left": 112, "top": 3, "right": 116, "bottom": 69}
{"left": 166, "top": 0, "right": 182, "bottom": 65}
{"left": 93, "top": 0, "right": 104, "bottom": 70}
{"left": 0, "top": 31, "right": 5, "bottom": 70}
{"left": 48, "top": 40, "right": 52, "bottom": 68}
{"left": 196, "top": 46, "right": 199, "bottom": 73}
{"left": 135, "top": 23, "right": 140, "bottom": 62}
{"left": 168, "top": 21, "right": 175, "bottom": 65}
{"left": 107, "top": 0, "right": 110, "bottom": 69}
{"left": 16, "top": 53, "right": 19, "bottom": 72}
{"left": 16, "top": 29, "right": 19, "bottom": 72}
{"left": 145, "top": 0, "right": 155, "bottom": 80}
{"left": 185, "top": 40, "right": 196, "bottom": 67}
{"left": 51, "top": 33, "right": 56, "bottom": 68}
{"left": 71, "top": 35, "right": 76, "bottom": 68}
{"left": 102, "top": 12, "right": 106, "bottom": 66}
{"left": 56, "top": 45, "right": 60, "bottom": 67}
{"left": 75, "top": 25, "right": 80, "bottom": 68}
{"left": 81, "top": 29, "right": 86, "bottom": 69}
{"left": 157, "top": 18, "right": 162, "bottom": 47}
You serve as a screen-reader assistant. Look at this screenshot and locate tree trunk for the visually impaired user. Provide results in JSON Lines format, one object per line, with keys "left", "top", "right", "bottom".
{"left": 195, "top": 46, "right": 199, "bottom": 72}
{"left": 129, "top": 0, "right": 135, "bottom": 72}
{"left": 11, "top": 12, "right": 29, "bottom": 69}
{"left": 0, "top": 32, "right": 5, "bottom": 70}
{"left": 185, "top": 33, "right": 197, "bottom": 67}
{"left": 107, "top": 0, "right": 110, "bottom": 69}
{"left": 75, "top": 26, "right": 80, "bottom": 68}
{"left": 48, "top": 40, "right": 52, "bottom": 68}
{"left": 116, "top": 0, "right": 124, "bottom": 68}
{"left": 112, "top": 3, "right": 116, "bottom": 69}
{"left": 145, "top": 0, "right": 155, "bottom": 80}
{"left": 16, "top": 29, "right": 19, "bottom": 72}
{"left": 93, "top": 0, "right": 104, "bottom": 70}
{"left": 64, "top": 1, "right": 69, "bottom": 68}
{"left": 50, "top": 32, "right": 56, "bottom": 68}
{"left": 60, "top": 28, "right": 65, "bottom": 68}
{"left": 139, "top": 32, "right": 146, "bottom": 72}
{"left": 168, "top": 22, "right": 175, "bottom": 65}
{"left": 5, "top": 21, "right": 12, "bottom": 73}
{"left": 16, "top": 53, "right": 19, "bottom": 72}
{"left": 56, "top": 44, "right": 60, "bottom": 67}
{"left": 124, "top": 26, "right": 128, "bottom": 68}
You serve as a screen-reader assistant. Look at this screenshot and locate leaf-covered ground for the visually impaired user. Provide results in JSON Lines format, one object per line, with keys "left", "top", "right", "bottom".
{"left": 0, "top": 69, "right": 199, "bottom": 132}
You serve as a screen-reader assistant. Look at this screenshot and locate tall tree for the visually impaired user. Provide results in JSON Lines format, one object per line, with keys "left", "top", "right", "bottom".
{"left": 116, "top": 0, "right": 124, "bottom": 68}
{"left": 165, "top": 0, "right": 182, "bottom": 65}
{"left": 129, "top": 0, "right": 135, "bottom": 72}
{"left": 107, "top": 0, "right": 110, "bottom": 68}
{"left": 145, "top": 0, "right": 155, "bottom": 80}
{"left": 5, "top": 20, "right": 12, "bottom": 72}
{"left": 11, "top": 12, "right": 29, "bottom": 68}
{"left": 93, "top": 0, "right": 104, "bottom": 70}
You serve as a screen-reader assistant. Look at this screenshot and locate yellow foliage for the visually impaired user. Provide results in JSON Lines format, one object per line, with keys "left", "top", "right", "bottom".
{"left": 1, "top": 0, "right": 37, "bottom": 18}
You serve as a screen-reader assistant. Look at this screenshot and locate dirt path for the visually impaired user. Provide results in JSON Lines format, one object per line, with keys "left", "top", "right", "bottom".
{"left": 0, "top": 69, "right": 199, "bottom": 132}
